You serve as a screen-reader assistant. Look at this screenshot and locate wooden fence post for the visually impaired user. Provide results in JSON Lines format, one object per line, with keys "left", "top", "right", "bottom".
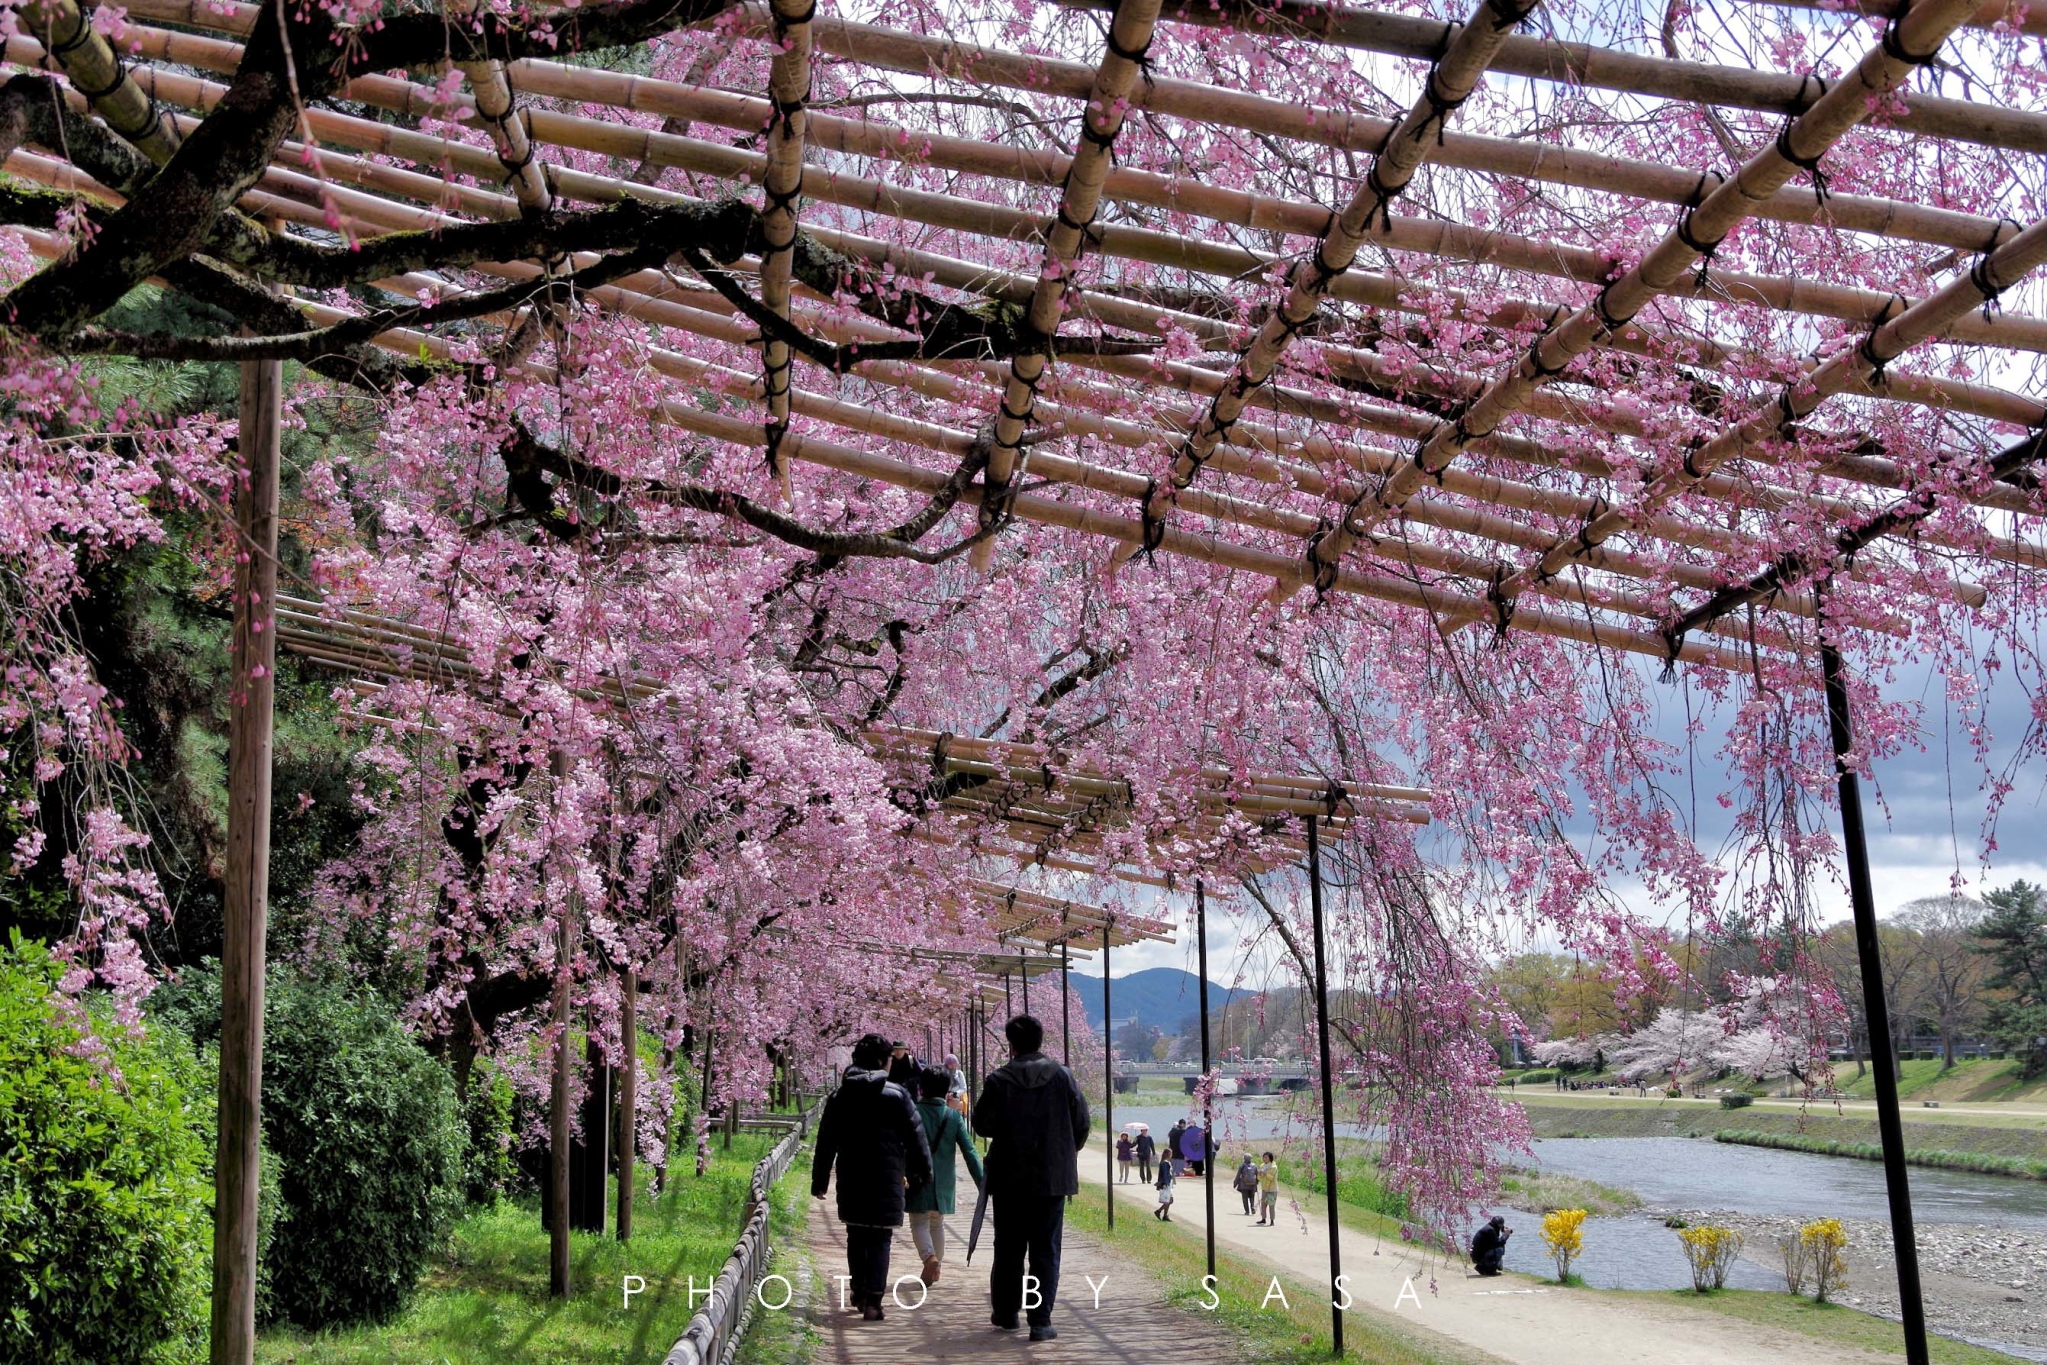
{"left": 210, "top": 356, "right": 281, "bottom": 1365}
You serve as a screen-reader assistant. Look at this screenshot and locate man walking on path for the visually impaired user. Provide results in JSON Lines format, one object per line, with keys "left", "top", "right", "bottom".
{"left": 1133, "top": 1126, "right": 1156, "bottom": 1184}
{"left": 973, "top": 1014, "right": 1090, "bottom": 1342}
{"left": 812, "top": 1033, "right": 933, "bottom": 1320}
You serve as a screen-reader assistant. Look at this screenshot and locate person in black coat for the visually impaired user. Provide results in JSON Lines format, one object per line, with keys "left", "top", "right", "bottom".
{"left": 812, "top": 1032, "right": 934, "bottom": 1319}
{"left": 1132, "top": 1127, "right": 1157, "bottom": 1183}
{"left": 972, "top": 1014, "right": 1090, "bottom": 1341}
{"left": 1471, "top": 1215, "right": 1512, "bottom": 1276}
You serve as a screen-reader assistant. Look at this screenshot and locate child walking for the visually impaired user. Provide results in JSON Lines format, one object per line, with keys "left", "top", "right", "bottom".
{"left": 1153, "top": 1154, "right": 1178, "bottom": 1221}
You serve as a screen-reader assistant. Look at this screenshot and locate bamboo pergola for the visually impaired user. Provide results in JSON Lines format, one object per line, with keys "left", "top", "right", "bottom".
{"left": 18, "top": 0, "right": 2043, "bottom": 1358}
{"left": 10, "top": 0, "right": 2042, "bottom": 677}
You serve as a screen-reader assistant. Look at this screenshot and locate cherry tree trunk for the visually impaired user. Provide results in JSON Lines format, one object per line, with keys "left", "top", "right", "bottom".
{"left": 617, "top": 967, "right": 637, "bottom": 1241}
{"left": 210, "top": 357, "right": 281, "bottom": 1365}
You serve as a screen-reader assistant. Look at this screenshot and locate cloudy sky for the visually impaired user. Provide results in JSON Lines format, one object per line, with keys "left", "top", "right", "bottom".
{"left": 1090, "top": 651, "right": 2045, "bottom": 987}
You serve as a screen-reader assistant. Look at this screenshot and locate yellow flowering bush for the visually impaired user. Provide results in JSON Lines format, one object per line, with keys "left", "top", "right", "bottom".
{"left": 1800, "top": 1218, "right": 1849, "bottom": 1303}
{"left": 1677, "top": 1224, "right": 1742, "bottom": 1292}
{"left": 1540, "top": 1208, "right": 1586, "bottom": 1282}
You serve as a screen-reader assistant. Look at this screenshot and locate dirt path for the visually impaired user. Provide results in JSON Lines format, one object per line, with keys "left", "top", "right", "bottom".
{"left": 800, "top": 1184, "right": 1246, "bottom": 1365}
{"left": 1078, "top": 1150, "right": 1902, "bottom": 1365}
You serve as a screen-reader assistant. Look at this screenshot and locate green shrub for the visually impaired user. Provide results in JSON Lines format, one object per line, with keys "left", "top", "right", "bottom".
{"left": 1513, "top": 1068, "right": 1556, "bottom": 1085}
{"left": 461, "top": 1056, "right": 518, "bottom": 1206}
{"left": 1718, "top": 1093, "right": 1754, "bottom": 1109}
{"left": 0, "top": 934, "right": 213, "bottom": 1365}
{"left": 152, "top": 968, "right": 465, "bottom": 1329}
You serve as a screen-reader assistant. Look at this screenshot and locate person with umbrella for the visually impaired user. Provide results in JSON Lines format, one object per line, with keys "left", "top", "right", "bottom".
{"left": 811, "top": 1033, "right": 933, "bottom": 1320}
{"left": 1132, "top": 1124, "right": 1157, "bottom": 1184}
{"left": 908, "top": 1064, "right": 982, "bottom": 1286}
{"left": 972, "top": 1014, "right": 1090, "bottom": 1342}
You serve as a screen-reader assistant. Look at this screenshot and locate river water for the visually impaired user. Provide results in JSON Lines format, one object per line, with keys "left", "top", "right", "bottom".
{"left": 1104, "top": 1098, "right": 2047, "bottom": 1294}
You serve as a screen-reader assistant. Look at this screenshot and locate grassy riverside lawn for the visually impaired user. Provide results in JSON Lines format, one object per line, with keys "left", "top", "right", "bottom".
{"left": 1062, "top": 1182, "right": 1499, "bottom": 1365}
{"left": 256, "top": 1129, "right": 795, "bottom": 1365}
{"left": 1507, "top": 1091, "right": 2047, "bottom": 1157}
{"left": 1612, "top": 1290, "right": 2026, "bottom": 1365}
{"left": 1712, "top": 1130, "right": 2047, "bottom": 1180}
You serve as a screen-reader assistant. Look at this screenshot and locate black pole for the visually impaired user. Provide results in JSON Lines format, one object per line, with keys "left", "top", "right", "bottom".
{"left": 1822, "top": 638, "right": 1928, "bottom": 1365}
{"left": 1103, "top": 921, "right": 1114, "bottom": 1230}
{"left": 1061, "top": 936, "right": 1071, "bottom": 1065}
{"left": 1021, "top": 946, "right": 1031, "bottom": 1014}
{"left": 1305, "top": 817, "right": 1344, "bottom": 1356}
{"left": 1005, "top": 970, "right": 1013, "bottom": 1016}
{"left": 1197, "top": 879, "right": 1216, "bottom": 1281}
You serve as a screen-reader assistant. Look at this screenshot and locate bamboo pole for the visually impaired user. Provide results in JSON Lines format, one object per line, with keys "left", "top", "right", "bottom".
{"left": 1461, "top": 213, "right": 2047, "bottom": 632}
{"left": 617, "top": 966, "right": 637, "bottom": 1242}
{"left": 1118, "top": 0, "right": 1540, "bottom": 570}
{"left": 1304, "top": 815, "right": 1344, "bottom": 1356}
{"left": 1286, "top": 0, "right": 1990, "bottom": 604}
{"left": 758, "top": 0, "right": 814, "bottom": 490}
{"left": 1064, "top": 0, "right": 2047, "bottom": 152}
{"left": 1748, "top": 0, "right": 2044, "bottom": 37}
{"left": 209, "top": 353, "right": 280, "bottom": 1365}
{"left": 18, "top": 0, "right": 181, "bottom": 162}
{"left": 977, "top": 0, "right": 1163, "bottom": 570}
{"left": 114, "top": 0, "right": 2029, "bottom": 253}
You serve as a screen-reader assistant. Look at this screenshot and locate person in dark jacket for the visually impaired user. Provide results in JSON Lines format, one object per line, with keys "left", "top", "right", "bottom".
{"left": 1471, "top": 1215, "right": 1511, "bottom": 1276}
{"left": 812, "top": 1033, "right": 934, "bottom": 1319}
{"left": 972, "top": 1014, "right": 1089, "bottom": 1342}
{"left": 1132, "top": 1127, "right": 1156, "bottom": 1183}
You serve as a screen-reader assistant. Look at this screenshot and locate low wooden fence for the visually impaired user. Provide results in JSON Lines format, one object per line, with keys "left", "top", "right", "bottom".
{"left": 661, "top": 1099, "right": 820, "bottom": 1365}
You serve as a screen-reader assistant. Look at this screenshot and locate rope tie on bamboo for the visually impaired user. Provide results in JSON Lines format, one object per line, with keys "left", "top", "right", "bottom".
{"left": 1971, "top": 220, "right": 2020, "bottom": 320}
{"left": 769, "top": 82, "right": 812, "bottom": 142}
{"left": 1412, "top": 37, "right": 1471, "bottom": 147}
{"left": 1321, "top": 781, "right": 1346, "bottom": 822}
{"left": 1305, "top": 524, "right": 1341, "bottom": 597}
{"left": 1879, "top": 12, "right": 1945, "bottom": 66}
{"left": 1486, "top": 564, "right": 1516, "bottom": 640}
{"left": 1857, "top": 292, "right": 1908, "bottom": 383}
{"left": 1137, "top": 477, "right": 1167, "bottom": 561}
{"left": 930, "top": 731, "right": 954, "bottom": 778}
{"left": 1675, "top": 173, "right": 1728, "bottom": 286}
{"left": 1104, "top": 24, "right": 1156, "bottom": 85}
{"left": 1774, "top": 389, "right": 1802, "bottom": 440}
{"left": 1774, "top": 120, "right": 1832, "bottom": 207}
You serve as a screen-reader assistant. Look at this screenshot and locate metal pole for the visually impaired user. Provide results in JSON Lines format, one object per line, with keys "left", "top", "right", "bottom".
{"left": 1061, "top": 937, "right": 1071, "bottom": 1065}
{"left": 1103, "top": 921, "right": 1114, "bottom": 1230}
{"left": 1197, "top": 879, "right": 1216, "bottom": 1281}
{"left": 1305, "top": 816, "right": 1344, "bottom": 1356}
{"left": 1021, "top": 946, "right": 1031, "bottom": 1014}
{"left": 1005, "top": 969, "right": 1013, "bottom": 1016}
{"left": 212, "top": 355, "right": 281, "bottom": 1365}
{"left": 1822, "top": 638, "right": 1928, "bottom": 1365}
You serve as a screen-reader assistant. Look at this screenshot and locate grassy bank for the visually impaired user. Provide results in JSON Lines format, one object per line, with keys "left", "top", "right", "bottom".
{"left": 1714, "top": 1130, "right": 2047, "bottom": 1181}
{"left": 1616, "top": 1289, "right": 2025, "bottom": 1365}
{"left": 1832, "top": 1056, "right": 2047, "bottom": 1105}
{"left": 1513, "top": 1093, "right": 2047, "bottom": 1160}
{"left": 1066, "top": 1184, "right": 1492, "bottom": 1365}
{"left": 258, "top": 1130, "right": 789, "bottom": 1365}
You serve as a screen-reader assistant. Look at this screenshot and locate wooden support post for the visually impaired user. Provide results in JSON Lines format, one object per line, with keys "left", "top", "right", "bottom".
{"left": 1021, "top": 946, "right": 1031, "bottom": 1014}
{"left": 1102, "top": 922, "right": 1114, "bottom": 1230}
{"left": 1821, "top": 637, "right": 1929, "bottom": 1365}
{"left": 1197, "top": 879, "right": 1215, "bottom": 1282}
{"left": 1060, "top": 937, "right": 1071, "bottom": 1065}
{"left": 1305, "top": 816, "right": 1344, "bottom": 1356}
{"left": 210, "top": 356, "right": 281, "bottom": 1365}
{"left": 617, "top": 967, "right": 637, "bottom": 1242}
{"left": 573, "top": 1033, "right": 611, "bottom": 1231}
{"left": 548, "top": 753, "right": 574, "bottom": 1296}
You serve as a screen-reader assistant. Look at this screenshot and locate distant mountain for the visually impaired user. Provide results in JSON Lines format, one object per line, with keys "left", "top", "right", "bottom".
{"left": 1064, "top": 968, "right": 1234, "bottom": 1035}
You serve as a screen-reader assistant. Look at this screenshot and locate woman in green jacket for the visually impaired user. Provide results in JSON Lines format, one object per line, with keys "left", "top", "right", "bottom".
{"left": 908, "top": 1065, "right": 984, "bottom": 1286}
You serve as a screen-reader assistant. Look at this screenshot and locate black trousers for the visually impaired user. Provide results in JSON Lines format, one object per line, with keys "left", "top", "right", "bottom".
{"left": 846, "top": 1225, "right": 894, "bottom": 1305}
{"left": 1240, "top": 1189, "right": 1256, "bottom": 1215}
{"left": 990, "top": 1193, "right": 1065, "bottom": 1328}
{"left": 1136, "top": 1156, "right": 1153, "bottom": 1182}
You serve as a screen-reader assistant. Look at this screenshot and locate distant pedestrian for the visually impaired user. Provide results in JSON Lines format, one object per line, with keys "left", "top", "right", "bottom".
{"left": 1133, "top": 1128, "right": 1157, "bottom": 1183}
{"left": 1153, "top": 1155, "right": 1178, "bottom": 1221}
{"left": 909, "top": 1065, "right": 983, "bottom": 1287}
{"left": 1166, "top": 1120, "right": 1188, "bottom": 1167}
{"left": 973, "top": 1014, "right": 1090, "bottom": 1343}
{"left": 1232, "top": 1155, "right": 1258, "bottom": 1216}
{"left": 889, "top": 1040, "right": 919, "bottom": 1090}
{"left": 811, "top": 1033, "right": 934, "bottom": 1320}
{"left": 944, "top": 1053, "right": 969, "bottom": 1113}
{"left": 1116, "top": 1133, "right": 1134, "bottom": 1182}
{"left": 1256, "top": 1151, "right": 1278, "bottom": 1225}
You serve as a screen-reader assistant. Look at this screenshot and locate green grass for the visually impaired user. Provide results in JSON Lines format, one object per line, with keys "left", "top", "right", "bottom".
{"left": 257, "top": 1130, "right": 792, "bottom": 1365}
{"left": 1622, "top": 1288, "right": 2028, "bottom": 1365}
{"left": 1066, "top": 1186, "right": 1493, "bottom": 1365}
{"left": 1833, "top": 1056, "right": 2047, "bottom": 1105}
{"left": 1511, "top": 1091, "right": 2047, "bottom": 1152}
{"left": 1714, "top": 1130, "right": 2047, "bottom": 1180}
